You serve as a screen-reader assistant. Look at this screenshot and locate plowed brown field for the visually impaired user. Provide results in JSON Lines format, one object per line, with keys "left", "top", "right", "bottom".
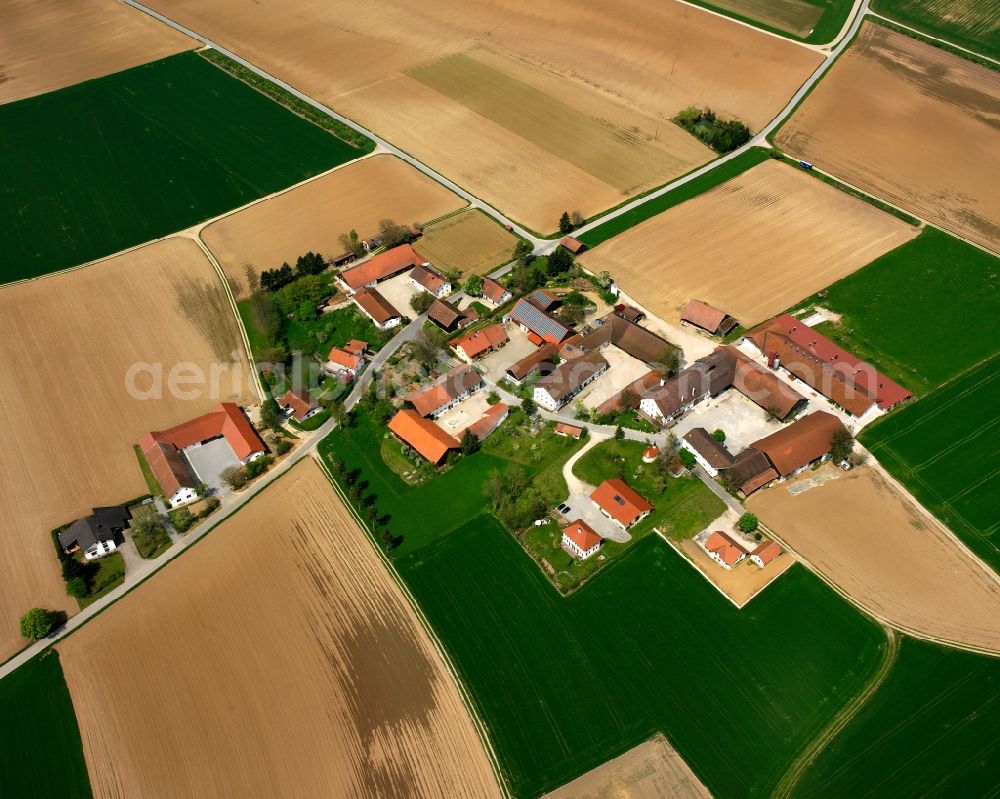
{"left": 778, "top": 23, "right": 1000, "bottom": 253}
{"left": 0, "top": 238, "right": 253, "bottom": 660}
{"left": 749, "top": 465, "right": 1000, "bottom": 653}
{"left": 58, "top": 459, "right": 501, "bottom": 798}
{"left": 579, "top": 160, "right": 918, "bottom": 326}
{"left": 416, "top": 210, "right": 519, "bottom": 277}
{"left": 202, "top": 155, "right": 466, "bottom": 296}
{"left": 0, "top": 0, "right": 194, "bottom": 104}
{"left": 143, "top": 0, "right": 821, "bottom": 230}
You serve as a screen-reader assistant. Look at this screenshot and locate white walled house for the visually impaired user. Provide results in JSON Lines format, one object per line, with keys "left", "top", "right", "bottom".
{"left": 409, "top": 265, "right": 452, "bottom": 298}
{"left": 533, "top": 352, "right": 608, "bottom": 411}
{"left": 58, "top": 507, "right": 131, "bottom": 561}
{"left": 561, "top": 521, "right": 603, "bottom": 560}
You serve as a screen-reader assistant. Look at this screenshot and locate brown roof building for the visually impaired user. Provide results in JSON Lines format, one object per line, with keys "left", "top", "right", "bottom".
{"left": 533, "top": 351, "right": 608, "bottom": 410}
{"left": 554, "top": 422, "right": 585, "bottom": 439}
{"left": 681, "top": 299, "right": 738, "bottom": 336}
{"left": 464, "top": 403, "right": 509, "bottom": 441}
{"left": 340, "top": 244, "right": 425, "bottom": 290}
{"left": 750, "top": 539, "right": 783, "bottom": 567}
{"left": 591, "top": 479, "right": 654, "bottom": 528}
{"left": 408, "top": 364, "right": 484, "bottom": 418}
{"left": 576, "top": 316, "right": 672, "bottom": 366}
{"left": 426, "top": 299, "right": 463, "bottom": 330}
{"left": 720, "top": 449, "right": 779, "bottom": 496}
{"left": 279, "top": 388, "right": 320, "bottom": 422}
{"left": 702, "top": 531, "right": 747, "bottom": 568}
{"left": 506, "top": 343, "right": 558, "bottom": 384}
{"left": 388, "top": 409, "right": 459, "bottom": 464}
{"left": 597, "top": 370, "right": 664, "bottom": 416}
{"left": 559, "top": 236, "right": 587, "bottom": 255}
{"left": 452, "top": 324, "right": 509, "bottom": 362}
{"left": 750, "top": 411, "right": 846, "bottom": 477}
{"left": 481, "top": 276, "right": 512, "bottom": 307}
{"left": 683, "top": 428, "right": 735, "bottom": 472}
{"left": 614, "top": 304, "right": 644, "bottom": 323}
{"left": 353, "top": 287, "right": 401, "bottom": 327}
{"left": 409, "top": 264, "right": 451, "bottom": 297}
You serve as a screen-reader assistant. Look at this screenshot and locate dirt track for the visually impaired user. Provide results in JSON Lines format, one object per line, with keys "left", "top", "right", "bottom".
{"left": 749, "top": 465, "right": 1000, "bottom": 653}
{"left": 57, "top": 458, "right": 501, "bottom": 798}
{"left": 0, "top": 238, "right": 253, "bottom": 661}
{"left": 0, "top": 0, "right": 194, "bottom": 104}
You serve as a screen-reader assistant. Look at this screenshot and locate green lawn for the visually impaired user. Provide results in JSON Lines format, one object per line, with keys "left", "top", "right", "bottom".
{"left": 792, "top": 637, "right": 1000, "bottom": 798}
{"left": 1, "top": 52, "right": 367, "bottom": 284}
{"left": 77, "top": 552, "right": 126, "bottom": 609}
{"left": 577, "top": 148, "right": 770, "bottom": 247}
{"left": 859, "top": 354, "right": 1000, "bottom": 574}
{"left": 871, "top": 0, "right": 1000, "bottom": 59}
{"left": 799, "top": 227, "right": 1000, "bottom": 395}
{"left": 0, "top": 652, "right": 92, "bottom": 798}
{"left": 132, "top": 445, "right": 164, "bottom": 498}
{"left": 397, "top": 520, "right": 885, "bottom": 798}
{"left": 288, "top": 409, "right": 330, "bottom": 431}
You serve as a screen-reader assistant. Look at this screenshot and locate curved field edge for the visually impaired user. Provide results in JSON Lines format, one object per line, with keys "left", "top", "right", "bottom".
{"left": 0, "top": 651, "right": 92, "bottom": 798}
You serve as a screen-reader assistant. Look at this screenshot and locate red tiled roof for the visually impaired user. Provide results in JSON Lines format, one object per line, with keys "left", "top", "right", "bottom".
{"left": 751, "top": 539, "right": 782, "bottom": 565}
{"left": 327, "top": 347, "right": 362, "bottom": 370}
{"left": 704, "top": 531, "right": 747, "bottom": 567}
{"left": 560, "top": 236, "right": 586, "bottom": 254}
{"left": 343, "top": 339, "right": 368, "bottom": 356}
{"left": 465, "top": 403, "right": 509, "bottom": 441}
{"left": 353, "top": 287, "right": 400, "bottom": 325}
{"left": 139, "top": 403, "right": 265, "bottom": 463}
{"left": 340, "top": 244, "right": 424, "bottom": 290}
{"left": 681, "top": 299, "right": 728, "bottom": 333}
{"left": 452, "top": 324, "right": 509, "bottom": 359}
{"left": 562, "top": 520, "right": 602, "bottom": 550}
{"left": 554, "top": 422, "right": 584, "bottom": 438}
{"left": 410, "top": 264, "right": 449, "bottom": 294}
{"left": 279, "top": 388, "right": 317, "bottom": 422}
{"left": 409, "top": 365, "right": 482, "bottom": 417}
{"left": 590, "top": 479, "right": 654, "bottom": 527}
{"left": 482, "top": 276, "right": 510, "bottom": 305}
{"left": 388, "top": 409, "right": 459, "bottom": 463}
{"left": 143, "top": 441, "right": 195, "bottom": 497}
{"left": 751, "top": 411, "right": 846, "bottom": 476}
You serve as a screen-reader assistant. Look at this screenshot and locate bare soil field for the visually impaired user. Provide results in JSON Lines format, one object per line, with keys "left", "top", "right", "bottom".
{"left": 580, "top": 160, "right": 917, "bottom": 326}
{"left": 0, "top": 237, "right": 253, "bottom": 661}
{"left": 144, "top": 0, "right": 820, "bottom": 230}
{"left": 0, "top": 0, "right": 194, "bottom": 104}
{"left": 544, "top": 735, "right": 711, "bottom": 799}
{"left": 749, "top": 465, "right": 1000, "bottom": 652}
{"left": 57, "top": 459, "right": 501, "bottom": 798}
{"left": 777, "top": 23, "right": 1000, "bottom": 253}
{"left": 677, "top": 537, "right": 795, "bottom": 607}
{"left": 705, "top": 0, "right": 823, "bottom": 36}
{"left": 417, "top": 210, "right": 519, "bottom": 277}
{"left": 202, "top": 155, "right": 465, "bottom": 296}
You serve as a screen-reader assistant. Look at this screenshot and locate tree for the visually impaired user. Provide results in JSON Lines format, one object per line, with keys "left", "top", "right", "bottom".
{"left": 512, "top": 240, "right": 533, "bottom": 263}
{"left": 547, "top": 247, "right": 574, "bottom": 276}
{"left": 260, "top": 263, "right": 295, "bottom": 292}
{"left": 655, "top": 346, "right": 681, "bottom": 376}
{"left": 558, "top": 211, "right": 573, "bottom": 234}
{"left": 295, "top": 251, "right": 326, "bottom": 276}
{"left": 409, "top": 291, "right": 434, "bottom": 315}
{"left": 65, "top": 577, "right": 88, "bottom": 599}
{"left": 769, "top": 145, "right": 785, "bottom": 160}
{"left": 273, "top": 438, "right": 292, "bottom": 455}
{"left": 738, "top": 512, "right": 759, "bottom": 534}
{"left": 378, "top": 218, "right": 415, "bottom": 248}
{"left": 830, "top": 427, "right": 854, "bottom": 463}
{"left": 679, "top": 448, "right": 696, "bottom": 469}
{"left": 521, "top": 396, "right": 536, "bottom": 416}
{"left": 509, "top": 262, "right": 540, "bottom": 294}
{"left": 619, "top": 387, "right": 640, "bottom": 411}
{"left": 260, "top": 398, "right": 283, "bottom": 430}
{"left": 486, "top": 390, "right": 500, "bottom": 405}
{"left": 248, "top": 293, "right": 282, "bottom": 345}
{"left": 220, "top": 465, "right": 249, "bottom": 490}
{"left": 411, "top": 328, "right": 447, "bottom": 367}
{"left": 339, "top": 229, "right": 365, "bottom": 258}
{"left": 559, "top": 304, "right": 584, "bottom": 325}
{"left": 598, "top": 270, "right": 613, "bottom": 288}
{"left": 20, "top": 608, "right": 57, "bottom": 639}
{"left": 570, "top": 210, "right": 584, "bottom": 227}
{"left": 614, "top": 425, "right": 625, "bottom": 440}
{"left": 711, "top": 429, "right": 726, "bottom": 443}
{"left": 460, "top": 429, "right": 480, "bottom": 455}
{"left": 463, "top": 274, "right": 484, "bottom": 296}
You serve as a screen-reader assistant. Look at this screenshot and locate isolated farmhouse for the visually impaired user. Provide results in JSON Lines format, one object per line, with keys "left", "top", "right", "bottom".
{"left": 561, "top": 520, "right": 603, "bottom": 560}
{"left": 58, "top": 506, "right": 131, "bottom": 560}
{"left": 590, "top": 479, "right": 654, "bottom": 529}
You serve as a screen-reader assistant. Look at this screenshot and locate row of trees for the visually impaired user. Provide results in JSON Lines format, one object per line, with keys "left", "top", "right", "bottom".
{"left": 327, "top": 455, "right": 400, "bottom": 551}
{"left": 338, "top": 219, "right": 419, "bottom": 259}
{"left": 558, "top": 210, "right": 585, "bottom": 235}
{"left": 259, "top": 251, "right": 327, "bottom": 292}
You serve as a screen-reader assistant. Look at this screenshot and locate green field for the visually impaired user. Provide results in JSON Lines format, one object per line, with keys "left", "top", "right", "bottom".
{"left": 804, "top": 227, "right": 1000, "bottom": 394}
{"left": 872, "top": 0, "right": 1000, "bottom": 59}
{"left": 792, "top": 637, "right": 1000, "bottom": 798}
{"left": 860, "top": 354, "right": 1000, "bottom": 572}
{"left": 0, "top": 652, "right": 92, "bottom": 798}
{"left": 577, "top": 148, "right": 770, "bottom": 247}
{"left": 685, "top": 0, "right": 855, "bottom": 43}
{"left": 0, "top": 52, "right": 367, "bottom": 284}
{"left": 398, "top": 520, "right": 885, "bottom": 798}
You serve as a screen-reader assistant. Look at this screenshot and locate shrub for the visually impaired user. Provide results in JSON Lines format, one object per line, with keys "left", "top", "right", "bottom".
{"left": 65, "top": 577, "right": 88, "bottom": 599}
{"left": 711, "top": 429, "right": 726, "bottom": 443}
{"left": 220, "top": 465, "right": 248, "bottom": 489}
{"left": 20, "top": 608, "right": 57, "bottom": 639}
{"left": 245, "top": 455, "right": 273, "bottom": 479}
{"left": 274, "top": 438, "right": 292, "bottom": 455}
{"left": 738, "top": 512, "right": 759, "bottom": 534}
{"left": 170, "top": 507, "right": 195, "bottom": 533}
{"left": 679, "top": 448, "right": 696, "bottom": 469}
{"left": 614, "top": 426, "right": 625, "bottom": 440}
{"left": 486, "top": 390, "right": 500, "bottom": 406}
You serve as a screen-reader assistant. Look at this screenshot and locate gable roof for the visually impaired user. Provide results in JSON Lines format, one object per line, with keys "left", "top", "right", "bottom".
{"left": 427, "top": 298, "right": 462, "bottom": 329}
{"left": 481, "top": 276, "right": 510, "bottom": 304}
{"left": 751, "top": 411, "right": 845, "bottom": 476}
{"left": 465, "top": 403, "right": 509, "bottom": 441}
{"left": 535, "top": 351, "right": 608, "bottom": 404}
{"left": 722, "top": 449, "right": 778, "bottom": 495}
{"left": 527, "top": 289, "right": 560, "bottom": 311}
{"left": 683, "top": 428, "right": 735, "bottom": 469}
{"left": 327, "top": 346, "right": 362, "bottom": 370}
{"left": 410, "top": 264, "right": 449, "bottom": 294}
{"left": 279, "top": 388, "right": 318, "bottom": 422}
{"left": 452, "top": 324, "right": 509, "bottom": 359}
{"left": 560, "top": 236, "right": 586, "bottom": 254}
{"left": 58, "top": 506, "right": 131, "bottom": 551}
{"left": 354, "top": 287, "right": 400, "bottom": 325}
{"left": 554, "top": 422, "right": 584, "bottom": 438}
{"left": 723, "top": 345, "right": 805, "bottom": 420}
{"left": 388, "top": 409, "right": 460, "bottom": 463}
{"left": 704, "top": 531, "right": 747, "bottom": 566}
{"left": 343, "top": 339, "right": 368, "bottom": 356}
{"left": 614, "top": 304, "right": 644, "bottom": 323}
{"left": 507, "top": 343, "right": 558, "bottom": 381}
{"left": 590, "top": 479, "right": 654, "bottom": 527}
{"left": 681, "top": 299, "right": 732, "bottom": 334}
{"left": 508, "top": 298, "right": 569, "bottom": 343}
{"left": 597, "top": 370, "right": 663, "bottom": 416}
{"left": 340, "top": 243, "right": 423, "bottom": 290}
{"left": 562, "top": 520, "right": 602, "bottom": 550}
{"left": 751, "top": 539, "right": 783, "bottom": 565}
{"left": 139, "top": 403, "right": 265, "bottom": 470}
{"left": 409, "top": 364, "right": 483, "bottom": 417}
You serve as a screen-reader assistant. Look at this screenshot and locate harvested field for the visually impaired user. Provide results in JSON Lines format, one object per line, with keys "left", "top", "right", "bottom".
{"left": 580, "top": 160, "right": 917, "bottom": 326}
{"left": 0, "top": 237, "right": 254, "bottom": 661}
{"left": 544, "top": 735, "right": 711, "bottom": 799}
{"left": 416, "top": 211, "right": 519, "bottom": 277}
{"left": 749, "top": 465, "right": 1000, "bottom": 652}
{"left": 57, "top": 459, "right": 500, "bottom": 798}
{"left": 700, "top": 0, "right": 823, "bottom": 37}
{"left": 202, "top": 155, "right": 465, "bottom": 296}
{"left": 0, "top": 0, "right": 194, "bottom": 104}
{"left": 777, "top": 23, "right": 1000, "bottom": 253}
{"left": 143, "top": 0, "right": 821, "bottom": 230}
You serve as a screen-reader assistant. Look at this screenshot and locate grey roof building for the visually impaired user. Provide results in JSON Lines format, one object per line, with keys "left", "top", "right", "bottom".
{"left": 58, "top": 506, "right": 131, "bottom": 559}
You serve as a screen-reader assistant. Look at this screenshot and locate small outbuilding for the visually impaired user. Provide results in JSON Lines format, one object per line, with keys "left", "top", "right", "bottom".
{"left": 681, "top": 299, "right": 738, "bottom": 336}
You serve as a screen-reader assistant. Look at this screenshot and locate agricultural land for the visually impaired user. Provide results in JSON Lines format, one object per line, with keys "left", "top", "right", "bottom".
{"left": 56, "top": 459, "right": 501, "bottom": 798}
{"left": 0, "top": 237, "right": 254, "bottom": 661}
{"left": 791, "top": 637, "right": 1000, "bottom": 798}
{"left": 872, "top": 0, "right": 1000, "bottom": 59}
{"left": 414, "top": 210, "right": 520, "bottom": 277}
{"left": 749, "top": 465, "right": 1000, "bottom": 652}
{"left": 0, "top": 52, "right": 366, "bottom": 284}
{"left": 0, "top": 0, "right": 194, "bottom": 104}
{"left": 143, "top": 0, "right": 821, "bottom": 230}
{"left": 579, "top": 159, "right": 917, "bottom": 326}
{"left": 859, "top": 355, "right": 1000, "bottom": 575}
{"left": 777, "top": 22, "right": 1000, "bottom": 253}
{"left": 202, "top": 154, "right": 466, "bottom": 296}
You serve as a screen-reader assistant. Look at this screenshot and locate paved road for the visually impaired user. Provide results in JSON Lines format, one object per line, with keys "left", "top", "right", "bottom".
{"left": 343, "top": 313, "right": 428, "bottom": 410}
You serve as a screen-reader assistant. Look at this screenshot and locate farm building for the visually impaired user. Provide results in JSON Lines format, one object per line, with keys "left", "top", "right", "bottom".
{"left": 464, "top": 403, "right": 509, "bottom": 442}
{"left": 682, "top": 428, "right": 735, "bottom": 476}
{"left": 326, "top": 345, "right": 365, "bottom": 377}
{"left": 352, "top": 287, "right": 402, "bottom": 330}
{"left": 750, "top": 539, "right": 783, "bottom": 568}
{"left": 279, "top": 388, "right": 322, "bottom": 422}
{"left": 409, "top": 264, "right": 452, "bottom": 298}
{"left": 749, "top": 411, "right": 846, "bottom": 478}
{"left": 526, "top": 289, "right": 561, "bottom": 312}
{"left": 745, "top": 315, "right": 910, "bottom": 417}
{"left": 614, "top": 304, "right": 644, "bottom": 323}
{"left": 597, "top": 371, "right": 663, "bottom": 416}
{"left": 58, "top": 506, "right": 131, "bottom": 560}
{"left": 590, "top": 479, "right": 653, "bottom": 529}
{"left": 408, "top": 364, "right": 484, "bottom": 418}
{"left": 506, "top": 344, "right": 558, "bottom": 385}
{"left": 559, "top": 236, "right": 587, "bottom": 255}
{"left": 481, "top": 276, "right": 512, "bottom": 307}
{"left": 139, "top": 403, "right": 266, "bottom": 507}
{"left": 573, "top": 315, "right": 673, "bottom": 367}
{"left": 452, "top": 324, "right": 509, "bottom": 362}
{"left": 719, "top": 449, "right": 779, "bottom": 496}
{"left": 681, "top": 299, "right": 738, "bottom": 336}
{"left": 701, "top": 531, "right": 747, "bottom": 569}
{"left": 506, "top": 298, "right": 571, "bottom": 345}
{"left": 339, "top": 243, "right": 427, "bottom": 291}
{"left": 554, "top": 422, "right": 585, "bottom": 439}
{"left": 388, "top": 409, "right": 459, "bottom": 464}
{"left": 561, "top": 520, "right": 603, "bottom": 560}
{"left": 427, "top": 299, "right": 464, "bottom": 331}
{"left": 533, "top": 351, "right": 609, "bottom": 410}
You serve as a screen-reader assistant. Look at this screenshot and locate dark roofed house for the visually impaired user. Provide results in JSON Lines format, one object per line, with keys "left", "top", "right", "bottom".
{"left": 681, "top": 299, "right": 738, "bottom": 336}
{"left": 353, "top": 287, "right": 402, "bottom": 330}
{"left": 58, "top": 506, "right": 131, "bottom": 560}
{"left": 575, "top": 315, "right": 673, "bottom": 366}
{"left": 750, "top": 411, "right": 846, "bottom": 478}
{"left": 279, "top": 388, "right": 322, "bottom": 423}
{"left": 409, "top": 264, "right": 452, "bottom": 298}
{"left": 614, "top": 304, "right": 644, "bottom": 323}
{"left": 720, "top": 449, "right": 779, "bottom": 496}
{"left": 682, "top": 428, "right": 735, "bottom": 476}
{"left": 426, "top": 299, "right": 463, "bottom": 331}
{"left": 506, "top": 343, "right": 558, "bottom": 385}
{"left": 597, "top": 370, "right": 664, "bottom": 416}
{"left": 526, "top": 289, "right": 561, "bottom": 312}
{"left": 533, "top": 351, "right": 608, "bottom": 410}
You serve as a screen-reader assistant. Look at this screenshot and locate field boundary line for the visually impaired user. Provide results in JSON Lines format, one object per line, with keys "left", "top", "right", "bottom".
{"left": 313, "top": 453, "right": 513, "bottom": 799}
{"left": 867, "top": 11, "right": 1000, "bottom": 67}
{"left": 657, "top": 533, "right": 742, "bottom": 609}
{"left": 666, "top": 0, "right": 828, "bottom": 51}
